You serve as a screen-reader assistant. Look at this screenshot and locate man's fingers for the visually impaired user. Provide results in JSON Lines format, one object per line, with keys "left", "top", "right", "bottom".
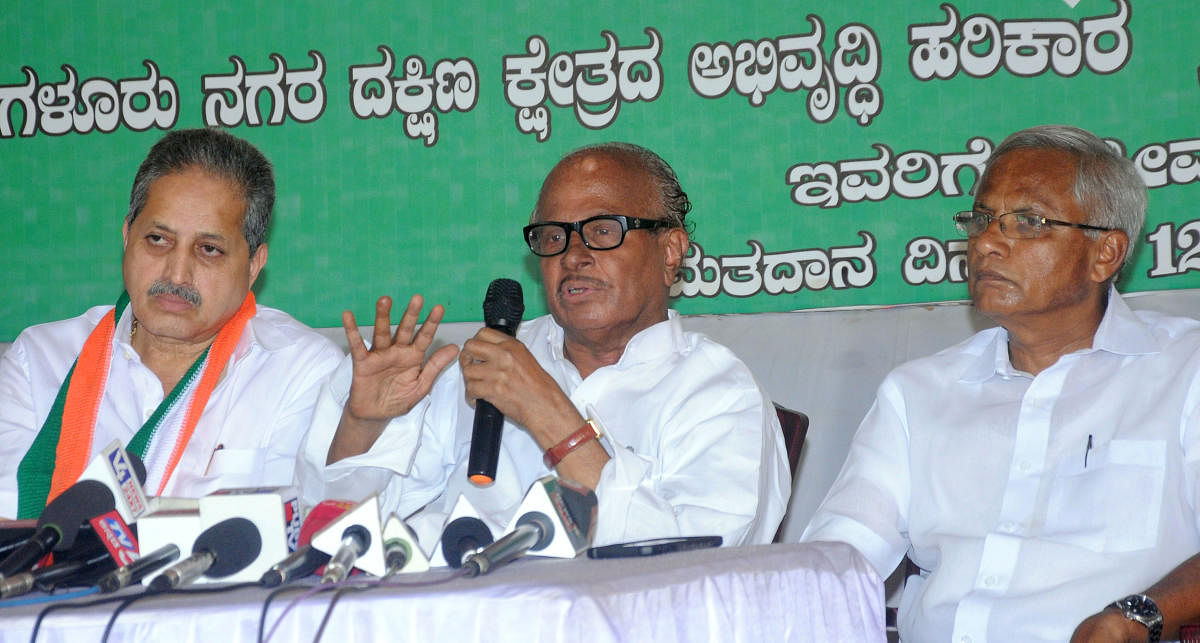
{"left": 423, "top": 344, "right": 460, "bottom": 385}
{"left": 371, "top": 296, "right": 394, "bottom": 349}
{"left": 392, "top": 294, "right": 425, "bottom": 345}
{"left": 411, "top": 304, "right": 445, "bottom": 352}
{"left": 343, "top": 310, "right": 368, "bottom": 361}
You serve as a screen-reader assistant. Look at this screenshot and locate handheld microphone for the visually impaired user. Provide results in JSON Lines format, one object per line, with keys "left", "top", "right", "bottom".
{"left": 97, "top": 544, "right": 181, "bottom": 593}
{"left": 467, "top": 278, "right": 525, "bottom": 486}
{"left": 461, "top": 476, "right": 598, "bottom": 577}
{"left": 258, "top": 500, "right": 351, "bottom": 588}
{"left": 0, "top": 480, "right": 115, "bottom": 578}
{"left": 147, "top": 517, "right": 262, "bottom": 592}
{"left": 310, "top": 495, "right": 385, "bottom": 580}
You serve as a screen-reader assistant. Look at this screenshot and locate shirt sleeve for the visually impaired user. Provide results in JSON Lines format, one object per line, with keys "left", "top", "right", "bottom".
{"left": 0, "top": 338, "right": 37, "bottom": 519}
{"left": 801, "top": 375, "right": 912, "bottom": 579}
{"left": 251, "top": 339, "right": 345, "bottom": 491}
{"left": 591, "top": 377, "right": 790, "bottom": 548}
{"left": 295, "top": 356, "right": 459, "bottom": 519}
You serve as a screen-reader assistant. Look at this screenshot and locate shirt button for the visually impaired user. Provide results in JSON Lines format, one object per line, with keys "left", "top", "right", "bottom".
{"left": 1018, "top": 460, "right": 1033, "bottom": 473}
{"left": 999, "top": 522, "right": 1017, "bottom": 533}
{"left": 960, "top": 636, "right": 973, "bottom": 643}
{"left": 984, "top": 575, "right": 998, "bottom": 587}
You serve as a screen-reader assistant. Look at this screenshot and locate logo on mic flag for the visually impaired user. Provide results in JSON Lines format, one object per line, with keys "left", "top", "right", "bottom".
{"left": 91, "top": 510, "right": 140, "bottom": 566}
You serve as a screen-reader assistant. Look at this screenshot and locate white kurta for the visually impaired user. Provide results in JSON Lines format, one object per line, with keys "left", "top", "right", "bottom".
{"left": 803, "top": 290, "right": 1200, "bottom": 642}
{"left": 298, "top": 311, "right": 791, "bottom": 551}
{"left": 0, "top": 303, "right": 344, "bottom": 516}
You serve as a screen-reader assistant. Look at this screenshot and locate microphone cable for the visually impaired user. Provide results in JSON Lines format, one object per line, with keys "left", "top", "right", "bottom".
{"left": 30, "top": 591, "right": 129, "bottom": 643}
{"left": 0, "top": 586, "right": 98, "bottom": 609}
{"left": 97, "top": 581, "right": 259, "bottom": 643}
{"left": 261, "top": 568, "right": 471, "bottom": 643}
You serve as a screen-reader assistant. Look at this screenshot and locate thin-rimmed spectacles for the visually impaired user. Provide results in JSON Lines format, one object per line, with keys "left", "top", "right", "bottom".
{"left": 953, "top": 210, "right": 1114, "bottom": 240}
{"left": 523, "top": 214, "right": 674, "bottom": 257}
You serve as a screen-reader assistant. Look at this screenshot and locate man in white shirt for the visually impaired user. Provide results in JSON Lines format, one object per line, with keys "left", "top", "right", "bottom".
{"left": 0, "top": 128, "right": 343, "bottom": 518}
{"left": 802, "top": 124, "right": 1200, "bottom": 642}
{"left": 298, "top": 142, "right": 790, "bottom": 550}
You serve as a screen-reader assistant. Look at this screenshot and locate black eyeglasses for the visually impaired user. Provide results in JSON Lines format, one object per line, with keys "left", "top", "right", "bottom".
{"left": 523, "top": 214, "right": 674, "bottom": 257}
{"left": 952, "top": 210, "right": 1114, "bottom": 240}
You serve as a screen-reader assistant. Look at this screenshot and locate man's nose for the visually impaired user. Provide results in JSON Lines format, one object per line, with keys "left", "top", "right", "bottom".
{"left": 560, "top": 229, "right": 593, "bottom": 267}
{"left": 163, "top": 245, "right": 195, "bottom": 283}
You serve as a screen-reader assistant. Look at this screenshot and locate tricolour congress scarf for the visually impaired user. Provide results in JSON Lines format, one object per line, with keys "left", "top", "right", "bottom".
{"left": 15, "top": 291, "right": 256, "bottom": 518}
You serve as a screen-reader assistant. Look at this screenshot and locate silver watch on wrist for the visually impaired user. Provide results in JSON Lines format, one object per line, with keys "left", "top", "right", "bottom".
{"left": 1109, "top": 594, "right": 1163, "bottom": 643}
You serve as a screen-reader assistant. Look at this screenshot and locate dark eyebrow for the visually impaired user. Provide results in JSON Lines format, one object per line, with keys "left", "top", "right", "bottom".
{"left": 148, "top": 222, "right": 228, "bottom": 243}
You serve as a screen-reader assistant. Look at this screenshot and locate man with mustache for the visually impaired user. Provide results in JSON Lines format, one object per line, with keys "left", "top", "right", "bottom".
{"left": 802, "top": 125, "right": 1200, "bottom": 642}
{"left": 0, "top": 128, "right": 343, "bottom": 518}
{"left": 298, "top": 142, "right": 790, "bottom": 550}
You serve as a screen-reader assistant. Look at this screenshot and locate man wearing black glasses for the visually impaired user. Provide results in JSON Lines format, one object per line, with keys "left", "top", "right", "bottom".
{"left": 803, "top": 125, "right": 1200, "bottom": 643}
{"left": 298, "top": 142, "right": 790, "bottom": 553}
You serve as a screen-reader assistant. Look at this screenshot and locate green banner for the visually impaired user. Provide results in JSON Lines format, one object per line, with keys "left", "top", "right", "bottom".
{"left": 2, "top": 0, "right": 1197, "bottom": 341}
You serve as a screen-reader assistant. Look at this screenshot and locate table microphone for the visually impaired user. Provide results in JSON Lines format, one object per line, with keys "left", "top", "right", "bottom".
{"left": 0, "top": 550, "right": 116, "bottom": 598}
{"left": 258, "top": 500, "right": 351, "bottom": 587}
{"left": 462, "top": 511, "right": 554, "bottom": 577}
{"left": 467, "top": 278, "right": 524, "bottom": 486}
{"left": 0, "top": 480, "right": 115, "bottom": 578}
{"left": 381, "top": 514, "right": 429, "bottom": 576}
{"left": 147, "top": 517, "right": 262, "bottom": 592}
{"left": 461, "top": 476, "right": 598, "bottom": 577}
{"left": 440, "top": 515, "right": 493, "bottom": 569}
{"left": 97, "top": 544, "right": 181, "bottom": 593}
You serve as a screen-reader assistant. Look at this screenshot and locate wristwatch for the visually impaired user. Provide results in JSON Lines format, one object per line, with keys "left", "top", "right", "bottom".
{"left": 1109, "top": 594, "right": 1163, "bottom": 643}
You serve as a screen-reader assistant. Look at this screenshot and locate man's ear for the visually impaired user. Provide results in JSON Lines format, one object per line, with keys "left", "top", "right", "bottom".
{"left": 249, "top": 243, "right": 268, "bottom": 286}
{"left": 1090, "top": 229, "right": 1128, "bottom": 284}
{"left": 121, "top": 219, "right": 131, "bottom": 250}
{"left": 660, "top": 228, "right": 689, "bottom": 287}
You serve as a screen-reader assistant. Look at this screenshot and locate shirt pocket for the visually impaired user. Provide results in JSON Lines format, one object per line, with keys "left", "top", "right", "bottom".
{"left": 205, "top": 446, "right": 268, "bottom": 480}
{"left": 1043, "top": 439, "right": 1165, "bottom": 553}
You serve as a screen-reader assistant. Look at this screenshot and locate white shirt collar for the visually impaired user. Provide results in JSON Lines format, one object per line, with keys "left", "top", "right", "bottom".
{"left": 960, "top": 286, "right": 1161, "bottom": 383}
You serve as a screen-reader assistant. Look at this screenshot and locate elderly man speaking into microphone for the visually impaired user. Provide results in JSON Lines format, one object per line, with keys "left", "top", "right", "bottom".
{"left": 298, "top": 142, "right": 790, "bottom": 550}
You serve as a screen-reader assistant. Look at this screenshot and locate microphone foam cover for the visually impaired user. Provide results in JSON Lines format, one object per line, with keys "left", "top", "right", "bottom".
{"left": 195, "top": 517, "right": 263, "bottom": 578}
{"left": 482, "top": 279, "right": 524, "bottom": 328}
{"left": 126, "top": 452, "right": 148, "bottom": 486}
{"left": 40, "top": 480, "right": 115, "bottom": 550}
{"left": 441, "top": 516, "right": 493, "bottom": 568}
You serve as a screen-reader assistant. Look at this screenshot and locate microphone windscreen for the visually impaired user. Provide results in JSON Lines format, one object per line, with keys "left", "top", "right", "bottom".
{"left": 194, "top": 517, "right": 262, "bottom": 578}
{"left": 482, "top": 279, "right": 524, "bottom": 330}
{"left": 127, "top": 452, "right": 148, "bottom": 486}
{"left": 40, "top": 480, "right": 115, "bottom": 551}
{"left": 441, "top": 516, "right": 493, "bottom": 568}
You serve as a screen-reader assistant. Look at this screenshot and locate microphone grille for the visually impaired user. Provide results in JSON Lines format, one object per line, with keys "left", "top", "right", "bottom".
{"left": 195, "top": 517, "right": 263, "bottom": 578}
{"left": 483, "top": 279, "right": 524, "bottom": 327}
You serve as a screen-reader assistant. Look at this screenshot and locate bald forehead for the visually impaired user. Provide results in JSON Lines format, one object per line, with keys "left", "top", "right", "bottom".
{"left": 535, "top": 150, "right": 658, "bottom": 220}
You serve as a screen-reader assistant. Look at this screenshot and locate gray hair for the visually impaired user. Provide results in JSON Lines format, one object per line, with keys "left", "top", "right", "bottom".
{"left": 127, "top": 128, "right": 274, "bottom": 256}
{"left": 536, "top": 141, "right": 693, "bottom": 232}
{"left": 984, "top": 124, "right": 1146, "bottom": 268}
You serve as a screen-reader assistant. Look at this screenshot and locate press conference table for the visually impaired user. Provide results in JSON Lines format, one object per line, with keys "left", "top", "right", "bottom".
{"left": 2, "top": 541, "right": 884, "bottom": 642}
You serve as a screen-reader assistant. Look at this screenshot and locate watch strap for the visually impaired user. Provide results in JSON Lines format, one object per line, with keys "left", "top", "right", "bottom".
{"left": 543, "top": 419, "right": 602, "bottom": 469}
{"left": 1110, "top": 594, "right": 1163, "bottom": 643}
